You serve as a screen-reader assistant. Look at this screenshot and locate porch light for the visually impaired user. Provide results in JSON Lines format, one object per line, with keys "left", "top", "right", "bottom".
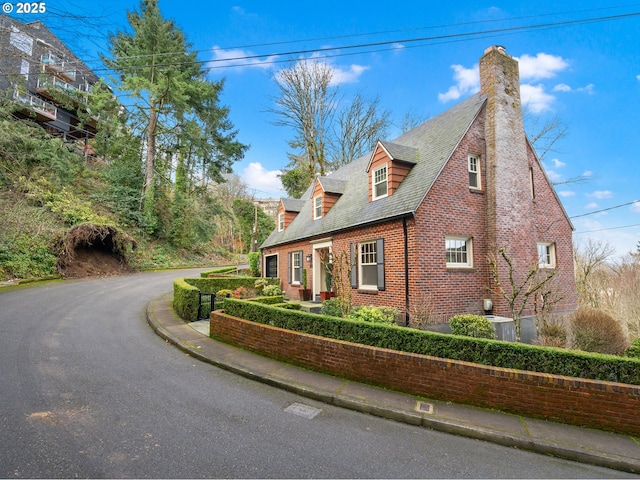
{"left": 306, "top": 254, "right": 312, "bottom": 263}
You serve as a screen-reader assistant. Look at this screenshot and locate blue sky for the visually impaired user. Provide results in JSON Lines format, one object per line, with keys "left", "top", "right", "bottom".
{"left": 7, "top": 1, "right": 640, "bottom": 256}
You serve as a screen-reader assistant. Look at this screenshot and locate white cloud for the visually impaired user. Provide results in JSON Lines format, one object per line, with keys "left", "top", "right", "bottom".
{"left": 553, "top": 83, "right": 594, "bottom": 94}
{"left": 587, "top": 190, "right": 613, "bottom": 200}
{"left": 240, "top": 162, "right": 284, "bottom": 197}
{"left": 329, "top": 64, "right": 370, "bottom": 85}
{"left": 209, "top": 46, "right": 277, "bottom": 70}
{"left": 585, "top": 202, "right": 599, "bottom": 209}
{"left": 520, "top": 84, "right": 555, "bottom": 113}
{"left": 631, "top": 201, "right": 640, "bottom": 214}
{"left": 553, "top": 83, "right": 572, "bottom": 92}
{"left": 515, "top": 53, "right": 569, "bottom": 81}
{"left": 558, "top": 190, "right": 575, "bottom": 197}
{"left": 438, "top": 64, "right": 479, "bottom": 102}
{"left": 550, "top": 158, "right": 566, "bottom": 168}
{"left": 582, "top": 170, "right": 593, "bottom": 177}
{"left": 636, "top": 74, "right": 640, "bottom": 81}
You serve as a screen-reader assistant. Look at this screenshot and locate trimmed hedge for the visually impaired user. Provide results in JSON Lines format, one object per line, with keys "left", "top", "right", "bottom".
{"left": 200, "top": 266, "right": 241, "bottom": 277}
{"left": 222, "top": 298, "right": 640, "bottom": 385}
{"left": 173, "top": 276, "right": 279, "bottom": 321}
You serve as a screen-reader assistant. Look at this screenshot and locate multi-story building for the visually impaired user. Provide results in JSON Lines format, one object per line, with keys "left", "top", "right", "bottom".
{"left": 0, "top": 15, "right": 100, "bottom": 151}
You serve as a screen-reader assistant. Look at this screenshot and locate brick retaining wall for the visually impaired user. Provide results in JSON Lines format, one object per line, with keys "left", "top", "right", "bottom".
{"left": 210, "top": 311, "right": 640, "bottom": 435}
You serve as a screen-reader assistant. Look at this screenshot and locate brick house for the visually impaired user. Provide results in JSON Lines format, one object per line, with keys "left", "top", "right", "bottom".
{"left": 0, "top": 15, "right": 100, "bottom": 149}
{"left": 261, "top": 46, "right": 577, "bottom": 325}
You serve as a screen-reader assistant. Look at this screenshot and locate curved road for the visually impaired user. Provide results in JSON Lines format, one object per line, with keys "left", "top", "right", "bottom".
{"left": 0, "top": 270, "right": 630, "bottom": 478}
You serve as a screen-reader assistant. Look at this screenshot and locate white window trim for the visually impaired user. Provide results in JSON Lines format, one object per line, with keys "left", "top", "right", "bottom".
{"left": 291, "top": 251, "right": 302, "bottom": 284}
{"left": 468, "top": 155, "right": 481, "bottom": 190}
{"left": 537, "top": 242, "right": 556, "bottom": 269}
{"left": 445, "top": 236, "right": 473, "bottom": 268}
{"left": 372, "top": 164, "right": 389, "bottom": 200}
{"left": 313, "top": 195, "right": 323, "bottom": 220}
{"left": 358, "top": 240, "right": 378, "bottom": 290}
{"left": 278, "top": 212, "right": 284, "bottom": 232}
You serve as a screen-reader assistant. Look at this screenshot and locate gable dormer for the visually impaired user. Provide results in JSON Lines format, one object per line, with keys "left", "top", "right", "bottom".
{"left": 367, "top": 141, "right": 418, "bottom": 201}
{"left": 311, "top": 176, "right": 346, "bottom": 220}
{"left": 277, "top": 198, "right": 305, "bottom": 231}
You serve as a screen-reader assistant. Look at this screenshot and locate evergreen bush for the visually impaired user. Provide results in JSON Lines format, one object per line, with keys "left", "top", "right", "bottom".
{"left": 449, "top": 314, "right": 495, "bottom": 339}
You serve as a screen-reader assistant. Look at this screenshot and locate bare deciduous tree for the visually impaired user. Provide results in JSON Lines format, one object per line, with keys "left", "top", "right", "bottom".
{"left": 270, "top": 60, "right": 337, "bottom": 179}
{"left": 329, "top": 93, "right": 391, "bottom": 169}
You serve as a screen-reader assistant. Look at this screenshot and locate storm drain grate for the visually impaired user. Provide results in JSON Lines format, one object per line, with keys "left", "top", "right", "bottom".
{"left": 284, "top": 402, "right": 322, "bottom": 419}
{"left": 415, "top": 401, "right": 434, "bottom": 414}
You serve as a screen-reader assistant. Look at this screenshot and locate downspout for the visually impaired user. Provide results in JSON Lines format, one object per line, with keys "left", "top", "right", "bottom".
{"left": 403, "top": 216, "right": 410, "bottom": 326}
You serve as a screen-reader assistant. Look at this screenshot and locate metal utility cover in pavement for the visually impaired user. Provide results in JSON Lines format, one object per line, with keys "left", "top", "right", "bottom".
{"left": 284, "top": 402, "right": 322, "bottom": 419}
{"left": 415, "top": 401, "right": 434, "bottom": 414}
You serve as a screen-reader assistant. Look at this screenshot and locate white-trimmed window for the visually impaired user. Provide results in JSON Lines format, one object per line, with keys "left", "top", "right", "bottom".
{"left": 278, "top": 212, "right": 284, "bottom": 232}
{"left": 446, "top": 236, "right": 473, "bottom": 268}
{"left": 291, "top": 251, "right": 302, "bottom": 283}
{"left": 537, "top": 242, "right": 556, "bottom": 268}
{"left": 468, "top": 155, "right": 480, "bottom": 189}
{"left": 359, "top": 241, "right": 378, "bottom": 289}
{"left": 313, "top": 195, "right": 323, "bottom": 220}
{"left": 372, "top": 164, "right": 388, "bottom": 200}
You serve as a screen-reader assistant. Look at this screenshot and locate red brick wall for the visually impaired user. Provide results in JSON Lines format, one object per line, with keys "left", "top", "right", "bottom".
{"left": 211, "top": 311, "right": 640, "bottom": 436}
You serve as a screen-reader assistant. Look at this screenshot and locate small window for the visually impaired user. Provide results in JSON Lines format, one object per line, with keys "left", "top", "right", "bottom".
{"left": 359, "top": 241, "right": 378, "bottom": 289}
{"left": 278, "top": 212, "right": 284, "bottom": 232}
{"left": 529, "top": 167, "right": 536, "bottom": 199}
{"left": 446, "top": 236, "right": 473, "bottom": 268}
{"left": 313, "top": 195, "right": 322, "bottom": 220}
{"left": 537, "top": 242, "right": 556, "bottom": 268}
{"left": 468, "top": 155, "right": 480, "bottom": 189}
{"left": 372, "top": 164, "right": 388, "bottom": 200}
{"left": 292, "top": 251, "right": 302, "bottom": 283}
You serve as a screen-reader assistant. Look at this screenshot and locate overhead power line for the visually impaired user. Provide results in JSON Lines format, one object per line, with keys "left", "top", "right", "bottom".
{"left": 570, "top": 200, "right": 640, "bottom": 219}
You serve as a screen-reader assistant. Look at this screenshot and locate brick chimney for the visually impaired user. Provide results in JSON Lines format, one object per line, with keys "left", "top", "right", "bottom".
{"left": 480, "top": 46, "right": 538, "bottom": 295}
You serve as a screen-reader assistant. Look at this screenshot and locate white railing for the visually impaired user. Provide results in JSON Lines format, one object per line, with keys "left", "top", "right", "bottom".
{"left": 13, "top": 87, "right": 57, "bottom": 119}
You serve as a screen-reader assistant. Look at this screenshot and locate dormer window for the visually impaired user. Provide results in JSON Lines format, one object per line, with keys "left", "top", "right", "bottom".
{"left": 278, "top": 212, "right": 284, "bottom": 232}
{"left": 313, "top": 194, "right": 323, "bottom": 220}
{"left": 372, "top": 164, "right": 388, "bottom": 200}
{"left": 468, "top": 155, "right": 480, "bottom": 189}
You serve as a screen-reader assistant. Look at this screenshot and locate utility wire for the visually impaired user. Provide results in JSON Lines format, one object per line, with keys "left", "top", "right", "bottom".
{"left": 570, "top": 200, "right": 640, "bottom": 218}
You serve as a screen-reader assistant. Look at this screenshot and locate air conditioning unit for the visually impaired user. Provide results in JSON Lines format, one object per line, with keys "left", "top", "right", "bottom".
{"left": 485, "top": 316, "right": 515, "bottom": 342}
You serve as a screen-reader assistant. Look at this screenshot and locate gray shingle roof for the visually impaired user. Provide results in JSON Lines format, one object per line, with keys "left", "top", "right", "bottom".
{"left": 261, "top": 93, "right": 487, "bottom": 249}
{"left": 281, "top": 198, "right": 305, "bottom": 212}
{"left": 316, "top": 176, "right": 347, "bottom": 194}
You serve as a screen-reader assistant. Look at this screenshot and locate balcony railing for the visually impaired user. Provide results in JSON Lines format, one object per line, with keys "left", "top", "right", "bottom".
{"left": 36, "top": 75, "right": 89, "bottom": 104}
{"left": 13, "top": 87, "right": 57, "bottom": 120}
{"left": 40, "top": 52, "right": 76, "bottom": 81}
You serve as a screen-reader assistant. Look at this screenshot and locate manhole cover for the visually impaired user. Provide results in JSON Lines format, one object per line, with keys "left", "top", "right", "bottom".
{"left": 284, "top": 402, "right": 322, "bottom": 419}
{"left": 415, "top": 401, "right": 434, "bottom": 414}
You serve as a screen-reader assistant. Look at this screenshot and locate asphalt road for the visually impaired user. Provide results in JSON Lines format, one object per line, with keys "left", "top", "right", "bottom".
{"left": 0, "top": 270, "right": 632, "bottom": 478}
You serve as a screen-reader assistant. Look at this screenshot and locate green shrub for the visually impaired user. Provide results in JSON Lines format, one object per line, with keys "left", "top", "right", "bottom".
{"left": 347, "top": 305, "right": 398, "bottom": 324}
{"left": 201, "top": 266, "right": 237, "bottom": 277}
{"left": 449, "top": 314, "right": 495, "bottom": 339}
{"left": 216, "top": 289, "right": 233, "bottom": 298}
{"left": 246, "top": 295, "right": 284, "bottom": 305}
{"left": 570, "top": 307, "right": 629, "bottom": 355}
{"left": 273, "top": 302, "right": 301, "bottom": 310}
{"left": 262, "top": 284, "right": 282, "bottom": 296}
{"left": 624, "top": 337, "right": 640, "bottom": 358}
{"left": 172, "top": 276, "right": 279, "bottom": 321}
{"left": 248, "top": 251, "right": 261, "bottom": 277}
{"left": 219, "top": 298, "right": 640, "bottom": 385}
{"left": 321, "top": 298, "right": 343, "bottom": 317}
{"left": 254, "top": 278, "right": 269, "bottom": 295}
